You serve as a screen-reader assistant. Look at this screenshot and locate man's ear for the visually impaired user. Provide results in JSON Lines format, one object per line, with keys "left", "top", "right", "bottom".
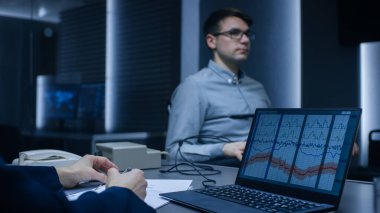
{"left": 206, "top": 34, "right": 217, "bottom": 50}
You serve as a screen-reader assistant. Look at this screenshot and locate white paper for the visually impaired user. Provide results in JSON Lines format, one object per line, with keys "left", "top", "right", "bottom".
{"left": 66, "top": 184, "right": 105, "bottom": 201}
{"left": 66, "top": 179, "right": 192, "bottom": 209}
{"left": 145, "top": 179, "right": 192, "bottom": 209}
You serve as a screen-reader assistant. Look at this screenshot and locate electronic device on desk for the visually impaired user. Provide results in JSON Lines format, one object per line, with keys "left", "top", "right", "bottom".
{"left": 161, "top": 108, "right": 362, "bottom": 213}
{"left": 12, "top": 149, "right": 81, "bottom": 167}
{"left": 96, "top": 142, "right": 161, "bottom": 170}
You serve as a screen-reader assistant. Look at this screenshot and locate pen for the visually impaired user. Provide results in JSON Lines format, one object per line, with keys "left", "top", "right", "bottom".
{"left": 122, "top": 168, "right": 132, "bottom": 174}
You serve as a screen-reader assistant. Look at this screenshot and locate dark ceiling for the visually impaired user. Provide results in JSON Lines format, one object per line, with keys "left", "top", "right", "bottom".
{"left": 0, "top": 0, "right": 103, "bottom": 23}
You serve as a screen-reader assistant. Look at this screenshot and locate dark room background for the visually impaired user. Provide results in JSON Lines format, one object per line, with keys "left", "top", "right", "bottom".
{"left": 1, "top": 0, "right": 380, "bottom": 167}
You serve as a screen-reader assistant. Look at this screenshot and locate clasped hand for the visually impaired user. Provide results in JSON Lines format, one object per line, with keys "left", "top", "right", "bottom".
{"left": 56, "top": 155, "right": 147, "bottom": 200}
{"left": 223, "top": 141, "right": 246, "bottom": 161}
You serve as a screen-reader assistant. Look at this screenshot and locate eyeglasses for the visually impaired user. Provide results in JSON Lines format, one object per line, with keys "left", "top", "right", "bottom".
{"left": 212, "top": 29, "right": 255, "bottom": 41}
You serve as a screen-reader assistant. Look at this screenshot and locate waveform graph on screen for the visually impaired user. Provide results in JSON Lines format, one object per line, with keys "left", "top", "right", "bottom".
{"left": 266, "top": 115, "right": 305, "bottom": 183}
{"left": 290, "top": 115, "right": 332, "bottom": 188}
{"left": 243, "top": 114, "right": 281, "bottom": 178}
{"left": 317, "top": 115, "right": 349, "bottom": 190}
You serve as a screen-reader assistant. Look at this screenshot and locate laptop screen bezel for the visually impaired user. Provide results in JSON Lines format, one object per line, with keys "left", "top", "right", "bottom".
{"left": 235, "top": 108, "right": 361, "bottom": 207}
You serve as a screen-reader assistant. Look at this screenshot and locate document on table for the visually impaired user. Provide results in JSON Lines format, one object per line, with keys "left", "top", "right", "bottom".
{"left": 145, "top": 179, "right": 192, "bottom": 209}
{"left": 65, "top": 179, "right": 192, "bottom": 209}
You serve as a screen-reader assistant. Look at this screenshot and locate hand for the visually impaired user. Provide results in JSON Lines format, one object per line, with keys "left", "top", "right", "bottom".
{"left": 107, "top": 168, "right": 148, "bottom": 200}
{"left": 56, "top": 155, "right": 118, "bottom": 188}
{"left": 352, "top": 142, "right": 359, "bottom": 156}
{"left": 223, "top": 141, "right": 246, "bottom": 161}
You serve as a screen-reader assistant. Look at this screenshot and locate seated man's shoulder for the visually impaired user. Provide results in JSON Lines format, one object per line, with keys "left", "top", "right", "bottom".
{"left": 244, "top": 75, "right": 265, "bottom": 87}
{"left": 181, "top": 70, "right": 210, "bottom": 86}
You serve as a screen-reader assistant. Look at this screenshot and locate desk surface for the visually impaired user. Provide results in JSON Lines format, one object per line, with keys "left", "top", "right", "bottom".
{"left": 144, "top": 163, "right": 375, "bottom": 213}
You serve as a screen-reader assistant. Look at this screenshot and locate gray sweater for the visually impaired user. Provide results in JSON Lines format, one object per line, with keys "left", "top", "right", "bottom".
{"left": 165, "top": 60, "right": 271, "bottom": 162}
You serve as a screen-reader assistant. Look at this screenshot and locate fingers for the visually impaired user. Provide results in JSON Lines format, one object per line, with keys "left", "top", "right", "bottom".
{"left": 89, "top": 170, "right": 108, "bottom": 183}
{"left": 79, "top": 155, "right": 148, "bottom": 200}
{"left": 236, "top": 142, "right": 246, "bottom": 161}
{"left": 237, "top": 141, "right": 246, "bottom": 151}
{"left": 65, "top": 155, "right": 117, "bottom": 185}
{"left": 106, "top": 167, "right": 120, "bottom": 180}
{"left": 106, "top": 168, "right": 148, "bottom": 200}
{"left": 106, "top": 168, "right": 124, "bottom": 188}
{"left": 352, "top": 142, "right": 359, "bottom": 156}
{"left": 127, "top": 170, "right": 147, "bottom": 200}
{"left": 223, "top": 141, "right": 246, "bottom": 161}
{"left": 236, "top": 153, "right": 243, "bottom": 161}
{"left": 92, "top": 155, "right": 119, "bottom": 172}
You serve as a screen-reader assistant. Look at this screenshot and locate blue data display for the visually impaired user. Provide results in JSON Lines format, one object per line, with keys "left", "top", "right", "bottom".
{"left": 240, "top": 110, "right": 354, "bottom": 195}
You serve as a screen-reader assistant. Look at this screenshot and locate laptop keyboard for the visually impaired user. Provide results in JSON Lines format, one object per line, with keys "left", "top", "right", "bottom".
{"left": 194, "top": 185, "right": 320, "bottom": 213}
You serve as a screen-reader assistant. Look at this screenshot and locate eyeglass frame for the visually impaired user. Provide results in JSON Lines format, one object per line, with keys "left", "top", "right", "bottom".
{"left": 212, "top": 29, "right": 256, "bottom": 41}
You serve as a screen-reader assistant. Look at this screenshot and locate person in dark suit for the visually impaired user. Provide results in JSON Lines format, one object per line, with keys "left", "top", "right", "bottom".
{"left": 0, "top": 154, "right": 155, "bottom": 213}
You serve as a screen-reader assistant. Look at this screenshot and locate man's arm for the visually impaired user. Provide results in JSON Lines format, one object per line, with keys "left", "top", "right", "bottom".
{"left": 165, "top": 79, "right": 226, "bottom": 162}
{"left": 0, "top": 156, "right": 155, "bottom": 213}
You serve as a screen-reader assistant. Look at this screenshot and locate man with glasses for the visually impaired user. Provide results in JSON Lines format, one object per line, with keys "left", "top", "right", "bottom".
{"left": 165, "top": 8, "right": 271, "bottom": 166}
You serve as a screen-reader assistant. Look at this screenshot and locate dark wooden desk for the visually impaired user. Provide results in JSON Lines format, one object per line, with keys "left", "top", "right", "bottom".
{"left": 338, "top": 180, "right": 374, "bottom": 213}
{"left": 143, "top": 163, "right": 375, "bottom": 213}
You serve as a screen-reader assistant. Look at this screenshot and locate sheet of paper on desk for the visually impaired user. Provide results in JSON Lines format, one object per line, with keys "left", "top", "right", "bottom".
{"left": 145, "top": 179, "right": 192, "bottom": 209}
{"left": 66, "top": 184, "right": 106, "bottom": 201}
{"left": 66, "top": 179, "right": 192, "bottom": 209}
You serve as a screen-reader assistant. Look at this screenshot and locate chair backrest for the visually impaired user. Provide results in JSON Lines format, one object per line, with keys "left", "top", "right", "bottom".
{"left": 368, "top": 129, "right": 380, "bottom": 168}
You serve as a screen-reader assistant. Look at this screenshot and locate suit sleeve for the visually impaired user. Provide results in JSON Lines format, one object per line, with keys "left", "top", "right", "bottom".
{"left": 71, "top": 187, "right": 155, "bottom": 213}
{"left": 0, "top": 161, "right": 155, "bottom": 213}
{"left": 1, "top": 164, "right": 69, "bottom": 212}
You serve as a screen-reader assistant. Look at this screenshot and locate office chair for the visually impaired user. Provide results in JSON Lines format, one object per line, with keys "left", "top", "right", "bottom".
{"left": 0, "top": 124, "right": 22, "bottom": 163}
{"left": 369, "top": 129, "right": 380, "bottom": 168}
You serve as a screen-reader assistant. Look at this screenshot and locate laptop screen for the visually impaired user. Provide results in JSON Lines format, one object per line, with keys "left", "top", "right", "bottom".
{"left": 237, "top": 108, "right": 361, "bottom": 203}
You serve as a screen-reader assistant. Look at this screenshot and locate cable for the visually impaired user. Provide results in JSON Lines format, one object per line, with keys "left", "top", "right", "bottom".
{"left": 160, "top": 135, "right": 230, "bottom": 187}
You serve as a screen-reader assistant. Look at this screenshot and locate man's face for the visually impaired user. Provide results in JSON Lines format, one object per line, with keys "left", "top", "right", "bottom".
{"left": 207, "top": 16, "right": 251, "bottom": 65}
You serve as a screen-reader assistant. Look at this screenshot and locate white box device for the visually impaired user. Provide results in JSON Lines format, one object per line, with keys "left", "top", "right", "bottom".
{"left": 96, "top": 142, "right": 161, "bottom": 169}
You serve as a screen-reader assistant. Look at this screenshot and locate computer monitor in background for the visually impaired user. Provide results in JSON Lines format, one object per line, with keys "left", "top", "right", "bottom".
{"left": 36, "top": 81, "right": 105, "bottom": 133}
{"left": 37, "top": 84, "right": 79, "bottom": 131}
{"left": 77, "top": 83, "right": 105, "bottom": 132}
{"left": 45, "top": 85, "right": 78, "bottom": 119}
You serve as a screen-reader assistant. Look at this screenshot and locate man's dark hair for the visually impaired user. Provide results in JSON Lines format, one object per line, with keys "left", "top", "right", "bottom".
{"left": 203, "top": 8, "right": 253, "bottom": 37}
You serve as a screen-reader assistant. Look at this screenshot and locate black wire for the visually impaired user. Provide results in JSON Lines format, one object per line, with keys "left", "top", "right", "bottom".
{"left": 160, "top": 135, "right": 229, "bottom": 188}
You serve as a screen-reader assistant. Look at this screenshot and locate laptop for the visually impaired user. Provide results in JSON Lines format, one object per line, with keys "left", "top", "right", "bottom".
{"left": 161, "top": 108, "right": 361, "bottom": 213}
